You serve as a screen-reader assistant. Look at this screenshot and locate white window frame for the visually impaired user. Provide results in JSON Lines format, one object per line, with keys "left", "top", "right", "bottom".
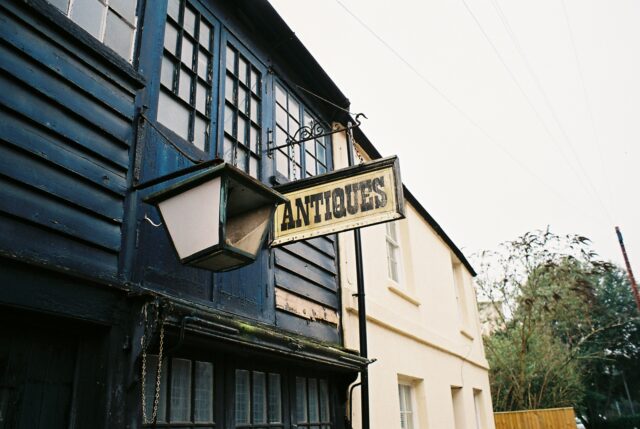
{"left": 398, "top": 383, "right": 416, "bottom": 429}
{"left": 473, "top": 388, "right": 486, "bottom": 429}
{"left": 453, "top": 261, "right": 473, "bottom": 336}
{"left": 386, "top": 221, "right": 402, "bottom": 284}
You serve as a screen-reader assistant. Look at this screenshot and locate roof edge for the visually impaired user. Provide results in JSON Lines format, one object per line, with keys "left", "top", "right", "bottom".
{"left": 402, "top": 186, "right": 477, "bottom": 277}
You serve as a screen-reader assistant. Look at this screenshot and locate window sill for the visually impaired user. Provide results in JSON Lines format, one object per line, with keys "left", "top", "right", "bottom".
{"left": 388, "top": 285, "right": 420, "bottom": 307}
{"left": 460, "top": 327, "right": 475, "bottom": 340}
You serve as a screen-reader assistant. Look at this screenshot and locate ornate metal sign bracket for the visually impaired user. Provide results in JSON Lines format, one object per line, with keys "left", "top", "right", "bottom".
{"left": 267, "top": 113, "right": 367, "bottom": 158}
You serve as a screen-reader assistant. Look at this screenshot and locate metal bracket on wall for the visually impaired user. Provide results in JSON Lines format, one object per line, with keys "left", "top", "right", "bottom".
{"left": 266, "top": 113, "right": 367, "bottom": 158}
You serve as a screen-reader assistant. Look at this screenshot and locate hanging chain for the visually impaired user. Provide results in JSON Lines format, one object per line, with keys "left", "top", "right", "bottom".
{"left": 141, "top": 306, "right": 165, "bottom": 425}
{"left": 289, "top": 141, "right": 297, "bottom": 180}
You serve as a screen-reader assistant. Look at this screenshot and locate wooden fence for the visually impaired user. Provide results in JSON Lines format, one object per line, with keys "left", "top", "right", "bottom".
{"left": 494, "top": 407, "right": 577, "bottom": 429}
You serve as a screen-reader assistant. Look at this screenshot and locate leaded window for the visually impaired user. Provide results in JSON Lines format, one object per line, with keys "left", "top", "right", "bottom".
{"left": 157, "top": 0, "right": 214, "bottom": 151}
{"left": 143, "top": 356, "right": 216, "bottom": 427}
{"left": 295, "top": 376, "right": 331, "bottom": 429}
{"left": 274, "top": 82, "right": 328, "bottom": 180}
{"left": 48, "top": 0, "right": 138, "bottom": 61}
{"left": 222, "top": 44, "right": 262, "bottom": 178}
{"left": 234, "top": 369, "right": 283, "bottom": 428}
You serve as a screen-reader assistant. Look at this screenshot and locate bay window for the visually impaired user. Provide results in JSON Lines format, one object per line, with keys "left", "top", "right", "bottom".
{"left": 274, "top": 82, "right": 328, "bottom": 181}
{"left": 157, "top": 0, "right": 214, "bottom": 151}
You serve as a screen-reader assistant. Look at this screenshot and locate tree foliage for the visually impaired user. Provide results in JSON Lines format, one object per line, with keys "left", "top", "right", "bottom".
{"left": 474, "top": 228, "right": 639, "bottom": 420}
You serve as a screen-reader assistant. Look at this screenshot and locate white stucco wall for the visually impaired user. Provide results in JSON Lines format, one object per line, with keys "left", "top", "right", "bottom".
{"left": 333, "top": 128, "right": 496, "bottom": 429}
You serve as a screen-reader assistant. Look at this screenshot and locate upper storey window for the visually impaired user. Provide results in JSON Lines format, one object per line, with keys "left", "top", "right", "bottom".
{"left": 386, "top": 221, "right": 402, "bottom": 283}
{"left": 49, "top": 0, "right": 138, "bottom": 61}
{"left": 222, "top": 44, "right": 262, "bottom": 178}
{"left": 157, "top": 0, "right": 214, "bottom": 151}
{"left": 274, "top": 82, "right": 328, "bottom": 180}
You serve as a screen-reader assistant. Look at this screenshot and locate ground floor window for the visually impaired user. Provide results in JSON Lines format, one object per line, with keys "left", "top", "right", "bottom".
{"left": 144, "top": 355, "right": 337, "bottom": 429}
{"left": 295, "top": 376, "right": 332, "bottom": 429}
{"left": 143, "top": 356, "right": 216, "bottom": 427}
{"left": 398, "top": 383, "right": 415, "bottom": 429}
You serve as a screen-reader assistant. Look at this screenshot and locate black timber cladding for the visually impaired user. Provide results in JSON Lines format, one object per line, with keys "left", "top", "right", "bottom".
{"left": 0, "top": 0, "right": 143, "bottom": 282}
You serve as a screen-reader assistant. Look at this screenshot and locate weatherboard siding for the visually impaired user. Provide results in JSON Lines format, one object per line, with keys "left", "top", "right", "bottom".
{"left": 0, "top": 1, "right": 141, "bottom": 281}
{"left": 0, "top": 0, "right": 344, "bottom": 346}
{"left": 274, "top": 235, "right": 341, "bottom": 344}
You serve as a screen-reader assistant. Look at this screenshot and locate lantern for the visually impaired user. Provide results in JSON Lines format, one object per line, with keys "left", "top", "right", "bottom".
{"left": 145, "top": 163, "right": 287, "bottom": 272}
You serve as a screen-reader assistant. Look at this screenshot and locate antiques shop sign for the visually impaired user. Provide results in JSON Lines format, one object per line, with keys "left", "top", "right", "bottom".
{"left": 272, "top": 156, "right": 404, "bottom": 246}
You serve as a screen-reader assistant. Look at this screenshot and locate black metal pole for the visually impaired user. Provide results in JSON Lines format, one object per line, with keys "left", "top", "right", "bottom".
{"left": 346, "top": 123, "right": 370, "bottom": 429}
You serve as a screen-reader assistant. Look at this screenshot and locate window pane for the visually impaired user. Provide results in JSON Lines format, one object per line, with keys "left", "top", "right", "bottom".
{"left": 199, "top": 21, "right": 211, "bottom": 48}
{"left": 196, "top": 82, "right": 207, "bottom": 114}
{"left": 194, "top": 116, "right": 207, "bottom": 151}
{"left": 276, "top": 150, "right": 289, "bottom": 177}
{"left": 170, "top": 359, "right": 192, "bottom": 422}
{"left": 250, "top": 96, "right": 260, "bottom": 123}
{"left": 194, "top": 362, "right": 213, "bottom": 423}
{"left": 167, "top": 0, "right": 180, "bottom": 21}
{"left": 236, "top": 147, "right": 248, "bottom": 171}
{"left": 387, "top": 242, "right": 399, "bottom": 282}
{"left": 268, "top": 373, "right": 282, "bottom": 423}
{"left": 223, "top": 136, "right": 235, "bottom": 163}
{"left": 276, "top": 105, "right": 288, "bottom": 129}
{"left": 288, "top": 97, "right": 300, "bottom": 120}
{"left": 157, "top": 91, "right": 190, "bottom": 140}
{"left": 225, "top": 75, "right": 235, "bottom": 103}
{"left": 178, "top": 69, "right": 191, "bottom": 102}
{"left": 104, "top": 10, "right": 133, "bottom": 60}
{"left": 70, "top": 0, "right": 106, "bottom": 39}
{"left": 250, "top": 69, "right": 260, "bottom": 94}
{"left": 198, "top": 50, "right": 210, "bottom": 80}
{"left": 275, "top": 126, "right": 288, "bottom": 145}
{"left": 238, "top": 58, "right": 248, "bottom": 85}
{"left": 49, "top": 0, "right": 69, "bottom": 14}
{"left": 160, "top": 55, "right": 175, "bottom": 88}
{"left": 237, "top": 86, "right": 248, "bottom": 111}
{"left": 249, "top": 125, "right": 259, "bottom": 153}
{"left": 275, "top": 83, "right": 287, "bottom": 107}
{"left": 109, "top": 0, "right": 136, "bottom": 24}
{"left": 309, "top": 378, "right": 319, "bottom": 423}
{"left": 317, "top": 164, "right": 327, "bottom": 175}
{"left": 235, "top": 370, "right": 250, "bottom": 425}
{"left": 237, "top": 115, "right": 247, "bottom": 146}
{"left": 249, "top": 156, "right": 258, "bottom": 178}
{"left": 164, "top": 23, "right": 179, "bottom": 54}
{"left": 306, "top": 153, "right": 316, "bottom": 176}
{"left": 289, "top": 112, "right": 299, "bottom": 128}
{"left": 181, "top": 37, "right": 194, "bottom": 67}
{"left": 224, "top": 105, "right": 234, "bottom": 136}
{"left": 253, "top": 372, "right": 266, "bottom": 424}
{"left": 304, "top": 113, "right": 315, "bottom": 128}
{"left": 226, "top": 46, "right": 236, "bottom": 72}
{"left": 319, "top": 380, "right": 329, "bottom": 422}
{"left": 316, "top": 142, "right": 326, "bottom": 163}
{"left": 184, "top": 6, "right": 196, "bottom": 35}
{"left": 293, "top": 144, "right": 301, "bottom": 164}
{"left": 296, "top": 377, "right": 308, "bottom": 423}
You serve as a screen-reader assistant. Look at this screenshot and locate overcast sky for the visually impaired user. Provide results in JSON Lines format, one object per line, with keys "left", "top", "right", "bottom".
{"left": 268, "top": 0, "right": 639, "bottom": 276}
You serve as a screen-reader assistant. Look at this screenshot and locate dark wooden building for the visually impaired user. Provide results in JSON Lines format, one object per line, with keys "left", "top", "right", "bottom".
{"left": 0, "top": 0, "right": 368, "bottom": 427}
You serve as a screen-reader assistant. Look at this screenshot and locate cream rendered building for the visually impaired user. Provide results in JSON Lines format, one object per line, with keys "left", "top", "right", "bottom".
{"left": 332, "top": 130, "right": 496, "bottom": 429}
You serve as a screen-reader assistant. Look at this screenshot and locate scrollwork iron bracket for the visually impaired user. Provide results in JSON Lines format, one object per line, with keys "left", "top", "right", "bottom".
{"left": 267, "top": 113, "right": 367, "bottom": 158}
